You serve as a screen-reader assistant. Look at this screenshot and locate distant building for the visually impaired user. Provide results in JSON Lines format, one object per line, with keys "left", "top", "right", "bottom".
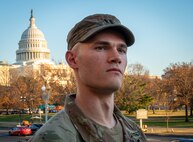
{"left": 0, "top": 61, "right": 11, "bottom": 86}
{"left": 14, "top": 10, "right": 52, "bottom": 66}
{"left": 0, "top": 10, "right": 71, "bottom": 86}
{"left": 149, "top": 75, "right": 161, "bottom": 79}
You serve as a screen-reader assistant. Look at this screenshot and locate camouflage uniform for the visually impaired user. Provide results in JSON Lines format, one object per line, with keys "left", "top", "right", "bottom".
{"left": 29, "top": 94, "right": 147, "bottom": 142}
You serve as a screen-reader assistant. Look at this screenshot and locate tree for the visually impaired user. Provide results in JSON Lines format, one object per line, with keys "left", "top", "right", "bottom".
{"left": 190, "top": 97, "right": 193, "bottom": 116}
{"left": 115, "top": 74, "right": 153, "bottom": 114}
{"left": 0, "top": 63, "right": 78, "bottom": 113}
{"left": 38, "top": 63, "right": 77, "bottom": 106}
{"left": 127, "top": 63, "right": 149, "bottom": 76}
{"left": 48, "top": 64, "right": 76, "bottom": 105}
{"left": 115, "top": 63, "right": 152, "bottom": 114}
{"left": 0, "top": 65, "right": 17, "bottom": 114}
{"left": 162, "top": 62, "right": 193, "bottom": 122}
{"left": 0, "top": 85, "right": 17, "bottom": 114}
{"left": 11, "top": 76, "right": 42, "bottom": 114}
{"left": 146, "top": 77, "right": 170, "bottom": 114}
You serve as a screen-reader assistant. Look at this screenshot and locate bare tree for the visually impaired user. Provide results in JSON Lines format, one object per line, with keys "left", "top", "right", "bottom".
{"left": 127, "top": 63, "right": 149, "bottom": 76}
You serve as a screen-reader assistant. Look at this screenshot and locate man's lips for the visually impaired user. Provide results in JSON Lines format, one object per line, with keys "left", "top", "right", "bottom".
{"left": 106, "top": 68, "right": 122, "bottom": 74}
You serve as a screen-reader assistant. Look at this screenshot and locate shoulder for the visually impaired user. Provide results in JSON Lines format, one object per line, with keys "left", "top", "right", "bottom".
{"left": 124, "top": 116, "right": 139, "bottom": 128}
{"left": 115, "top": 110, "right": 147, "bottom": 142}
{"left": 29, "top": 110, "right": 79, "bottom": 142}
{"left": 124, "top": 116, "right": 147, "bottom": 141}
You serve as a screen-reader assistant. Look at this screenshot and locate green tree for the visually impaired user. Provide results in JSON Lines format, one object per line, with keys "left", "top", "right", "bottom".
{"left": 115, "top": 74, "right": 153, "bottom": 114}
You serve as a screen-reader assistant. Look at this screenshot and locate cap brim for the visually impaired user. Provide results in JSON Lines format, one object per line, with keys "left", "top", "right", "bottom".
{"left": 79, "top": 24, "right": 135, "bottom": 47}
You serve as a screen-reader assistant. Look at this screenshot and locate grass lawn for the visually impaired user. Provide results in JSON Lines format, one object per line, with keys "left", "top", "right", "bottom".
{"left": 126, "top": 110, "right": 193, "bottom": 128}
{"left": 0, "top": 113, "right": 54, "bottom": 123}
{"left": 132, "top": 116, "right": 193, "bottom": 128}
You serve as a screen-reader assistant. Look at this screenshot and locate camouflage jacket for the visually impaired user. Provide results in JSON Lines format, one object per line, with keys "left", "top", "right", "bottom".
{"left": 29, "top": 94, "right": 147, "bottom": 142}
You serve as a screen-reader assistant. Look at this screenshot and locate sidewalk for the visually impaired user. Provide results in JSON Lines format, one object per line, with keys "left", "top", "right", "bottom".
{"left": 145, "top": 127, "right": 193, "bottom": 137}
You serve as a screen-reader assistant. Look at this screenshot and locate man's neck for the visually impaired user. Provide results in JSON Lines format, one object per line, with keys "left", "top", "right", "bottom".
{"left": 75, "top": 89, "right": 116, "bottom": 128}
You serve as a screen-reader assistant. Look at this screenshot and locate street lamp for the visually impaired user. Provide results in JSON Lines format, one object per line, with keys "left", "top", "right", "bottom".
{"left": 19, "top": 96, "right": 26, "bottom": 124}
{"left": 166, "top": 94, "right": 177, "bottom": 132}
{"left": 20, "top": 96, "right": 26, "bottom": 104}
{"left": 41, "top": 85, "right": 51, "bottom": 123}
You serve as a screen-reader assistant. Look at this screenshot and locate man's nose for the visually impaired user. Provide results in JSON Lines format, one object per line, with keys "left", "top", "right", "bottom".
{"left": 107, "top": 49, "right": 121, "bottom": 64}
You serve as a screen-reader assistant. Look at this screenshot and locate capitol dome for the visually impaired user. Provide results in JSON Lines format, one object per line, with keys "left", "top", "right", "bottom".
{"left": 21, "top": 26, "right": 45, "bottom": 40}
{"left": 15, "top": 10, "right": 51, "bottom": 65}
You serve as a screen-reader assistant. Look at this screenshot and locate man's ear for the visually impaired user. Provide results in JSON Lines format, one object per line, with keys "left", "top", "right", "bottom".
{"left": 65, "top": 51, "right": 78, "bottom": 69}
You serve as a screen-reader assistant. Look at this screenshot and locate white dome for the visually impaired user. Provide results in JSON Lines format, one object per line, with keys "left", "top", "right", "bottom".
{"left": 20, "top": 12, "right": 46, "bottom": 41}
{"left": 21, "top": 26, "right": 45, "bottom": 40}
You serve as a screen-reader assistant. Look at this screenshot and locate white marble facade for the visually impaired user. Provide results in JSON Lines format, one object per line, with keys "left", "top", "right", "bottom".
{"left": 15, "top": 10, "right": 51, "bottom": 65}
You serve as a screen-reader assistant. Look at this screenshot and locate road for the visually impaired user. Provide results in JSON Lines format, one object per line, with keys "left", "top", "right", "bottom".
{"left": 1, "top": 129, "right": 193, "bottom": 142}
{"left": 146, "top": 134, "right": 193, "bottom": 142}
{"left": 0, "top": 130, "right": 32, "bottom": 142}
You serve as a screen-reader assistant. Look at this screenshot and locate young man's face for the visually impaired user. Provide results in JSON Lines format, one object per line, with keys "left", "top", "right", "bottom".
{"left": 71, "top": 29, "right": 128, "bottom": 94}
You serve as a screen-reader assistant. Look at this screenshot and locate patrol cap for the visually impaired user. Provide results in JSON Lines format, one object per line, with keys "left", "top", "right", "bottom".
{"left": 67, "top": 14, "right": 135, "bottom": 50}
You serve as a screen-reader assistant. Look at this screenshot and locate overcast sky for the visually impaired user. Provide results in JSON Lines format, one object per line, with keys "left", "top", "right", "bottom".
{"left": 0, "top": 0, "right": 192, "bottom": 76}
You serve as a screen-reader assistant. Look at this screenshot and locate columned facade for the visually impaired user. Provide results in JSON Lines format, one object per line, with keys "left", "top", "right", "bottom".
{"left": 15, "top": 10, "right": 51, "bottom": 65}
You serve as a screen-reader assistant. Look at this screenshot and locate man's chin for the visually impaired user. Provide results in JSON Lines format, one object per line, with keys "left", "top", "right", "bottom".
{"left": 105, "top": 85, "right": 121, "bottom": 93}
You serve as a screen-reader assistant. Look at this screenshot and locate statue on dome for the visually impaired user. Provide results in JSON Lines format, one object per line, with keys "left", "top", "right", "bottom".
{"left": 31, "top": 9, "right": 33, "bottom": 18}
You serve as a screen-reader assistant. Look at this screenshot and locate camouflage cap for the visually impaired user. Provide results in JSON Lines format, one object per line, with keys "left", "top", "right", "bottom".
{"left": 67, "top": 14, "right": 135, "bottom": 50}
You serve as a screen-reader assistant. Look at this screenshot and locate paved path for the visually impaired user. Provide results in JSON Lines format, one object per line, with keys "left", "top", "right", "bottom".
{"left": 145, "top": 127, "right": 193, "bottom": 137}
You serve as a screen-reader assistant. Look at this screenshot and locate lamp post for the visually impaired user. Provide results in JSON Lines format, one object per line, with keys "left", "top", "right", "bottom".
{"left": 19, "top": 96, "right": 26, "bottom": 125}
{"left": 166, "top": 94, "right": 177, "bottom": 132}
{"left": 41, "top": 85, "right": 51, "bottom": 123}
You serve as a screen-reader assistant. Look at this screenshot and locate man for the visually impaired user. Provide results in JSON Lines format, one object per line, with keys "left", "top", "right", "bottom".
{"left": 29, "top": 14, "right": 147, "bottom": 142}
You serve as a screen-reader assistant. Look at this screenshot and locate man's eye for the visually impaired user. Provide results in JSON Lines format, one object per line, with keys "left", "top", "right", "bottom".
{"left": 118, "top": 48, "right": 127, "bottom": 54}
{"left": 95, "top": 46, "right": 105, "bottom": 51}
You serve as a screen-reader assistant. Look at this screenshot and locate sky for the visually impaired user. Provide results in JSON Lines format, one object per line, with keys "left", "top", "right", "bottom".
{"left": 0, "top": 0, "right": 192, "bottom": 76}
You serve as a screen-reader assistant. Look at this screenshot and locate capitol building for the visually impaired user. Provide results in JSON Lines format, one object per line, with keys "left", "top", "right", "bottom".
{"left": 15, "top": 10, "right": 52, "bottom": 65}
{"left": 0, "top": 10, "right": 69, "bottom": 86}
